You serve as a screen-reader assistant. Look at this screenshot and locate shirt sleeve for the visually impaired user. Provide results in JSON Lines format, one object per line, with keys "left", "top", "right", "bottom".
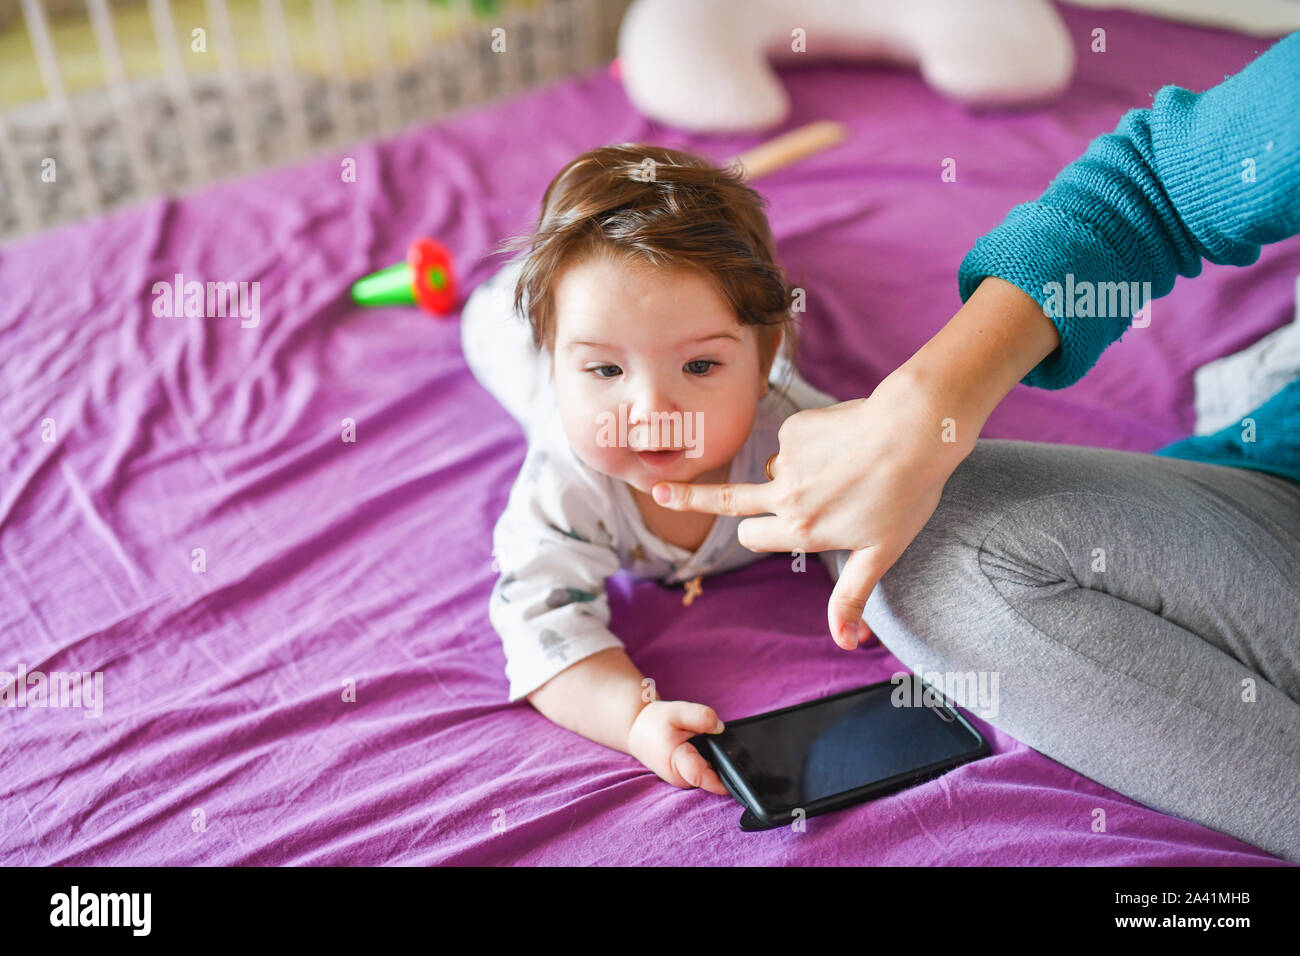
{"left": 489, "top": 443, "right": 625, "bottom": 703}
{"left": 957, "top": 30, "right": 1300, "bottom": 390}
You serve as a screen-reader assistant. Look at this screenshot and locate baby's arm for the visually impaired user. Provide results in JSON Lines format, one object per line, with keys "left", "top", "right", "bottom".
{"left": 527, "top": 648, "right": 729, "bottom": 794}
{"left": 492, "top": 449, "right": 727, "bottom": 792}
{"left": 525, "top": 647, "right": 648, "bottom": 753}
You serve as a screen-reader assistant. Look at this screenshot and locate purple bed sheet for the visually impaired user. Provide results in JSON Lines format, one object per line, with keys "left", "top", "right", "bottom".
{"left": 2, "top": 4, "right": 1297, "bottom": 865}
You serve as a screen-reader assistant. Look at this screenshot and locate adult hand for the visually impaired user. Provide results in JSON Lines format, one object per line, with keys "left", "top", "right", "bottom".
{"left": 653, "top": 367, "right": 976, "bottom": 649}
{"left": 650, "top": 277, "right": 1059, "bottom": 651}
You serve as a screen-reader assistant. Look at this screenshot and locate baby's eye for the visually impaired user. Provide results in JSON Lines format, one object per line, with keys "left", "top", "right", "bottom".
{"left": 588, "top": 364, "right": 622, "bottom": 379}
{"left": 685, "top": 359, "right": 719, "bottom": 376}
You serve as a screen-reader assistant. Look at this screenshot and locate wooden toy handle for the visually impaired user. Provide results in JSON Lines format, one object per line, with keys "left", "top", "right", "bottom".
{"left": 728, "top": 120, "right": 848, "bottom": 181}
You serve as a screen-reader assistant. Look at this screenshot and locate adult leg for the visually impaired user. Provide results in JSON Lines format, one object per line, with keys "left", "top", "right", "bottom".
{"left": 864, "top": 438, "right": 1300, "bottom": 860}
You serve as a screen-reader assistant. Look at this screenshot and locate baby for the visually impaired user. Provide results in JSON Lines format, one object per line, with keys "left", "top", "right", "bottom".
{"left": 461, "top": 143, "right": 853, "bottom": 795}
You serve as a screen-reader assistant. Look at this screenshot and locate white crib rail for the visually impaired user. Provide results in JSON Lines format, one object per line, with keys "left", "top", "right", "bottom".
{"left": 147, "top": 0, "right": 210, "bottom": 182}
{"left": 17, "top": 0, "right": 102, "bottom": 217}
{"left": 86, "top": 0, "right": 155, "bottom": 195}
{"left": 0, "top": 0, "right": 630, "bottom": 240}
{"left": 206, "top": 0, "right": 259, "bottom": 170}
{"left": 311, "top": 0, "right": 358, "bottom": 146}
{"left": 260, "top": 0, "right": 311, "bottom": 160}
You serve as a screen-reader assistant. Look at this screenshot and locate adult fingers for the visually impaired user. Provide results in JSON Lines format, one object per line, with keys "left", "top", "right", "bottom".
{"left": 734, "top": 515, "right": 802, "bottom": 553}
{"left": 650, "top": 479, "right": 772, "bottom": 517}
{"left": 828, "top": 547, "right": 888, "bottom": 650}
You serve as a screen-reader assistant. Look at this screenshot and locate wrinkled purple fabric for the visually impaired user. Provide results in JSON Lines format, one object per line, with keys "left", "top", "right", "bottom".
{"left": 2, "top": 5, "right": 1296, "bottom": 865}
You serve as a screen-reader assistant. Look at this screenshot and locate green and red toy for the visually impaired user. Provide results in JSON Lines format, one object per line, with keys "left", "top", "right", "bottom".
{"left": 350, "top": 237, "right": 458, "bottom": 317}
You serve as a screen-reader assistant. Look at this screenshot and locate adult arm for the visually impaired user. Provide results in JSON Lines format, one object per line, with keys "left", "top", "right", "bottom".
{"left": 960, "top": 30, "right": 1300, "bottom": 389}
{"left": 653, "top": 31, "right": 1300, "bottom": 647}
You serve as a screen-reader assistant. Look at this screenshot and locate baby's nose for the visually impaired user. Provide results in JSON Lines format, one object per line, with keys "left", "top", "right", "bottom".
{"left": 627, "top": 392, "right": 682, "bottom": 447}
{"left": 628, "top": 384, "right": 679, "bottom": 424}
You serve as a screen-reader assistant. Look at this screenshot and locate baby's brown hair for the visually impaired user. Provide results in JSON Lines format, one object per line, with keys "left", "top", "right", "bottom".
{"left": 491, "top": 143, "right": 799, "bottom": 393}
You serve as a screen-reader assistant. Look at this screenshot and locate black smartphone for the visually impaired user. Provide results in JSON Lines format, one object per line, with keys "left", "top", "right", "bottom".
{"left": 689, "top": 673, "right": 990, "bottom": 830}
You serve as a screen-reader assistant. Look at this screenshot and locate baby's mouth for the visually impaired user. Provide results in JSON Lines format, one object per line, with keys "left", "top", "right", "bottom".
{"left": 635, "top": 448, "right": 684, "bottom": 470}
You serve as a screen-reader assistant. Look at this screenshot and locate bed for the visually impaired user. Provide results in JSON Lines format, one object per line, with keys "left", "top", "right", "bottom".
{"left": 2, "top": 3, "right": 1296, "bottom": 865}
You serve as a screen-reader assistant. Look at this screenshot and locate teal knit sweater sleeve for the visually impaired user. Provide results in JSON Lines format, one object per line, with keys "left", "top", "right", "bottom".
{"left": 957, "top": 29, "right": 1300, "bottom": 392}
{"left": 956, "top": 30, "right": 1300, "bottom": 485}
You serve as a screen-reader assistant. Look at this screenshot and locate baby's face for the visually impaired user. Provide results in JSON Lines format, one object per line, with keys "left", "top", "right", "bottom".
{"left": 551, "top": 254, "right": 772, "bottom": 497}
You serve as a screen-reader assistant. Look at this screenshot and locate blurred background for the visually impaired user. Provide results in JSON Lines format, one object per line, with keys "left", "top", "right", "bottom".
{"left": 0, "top": 0, "right": 631, "bottom": 239}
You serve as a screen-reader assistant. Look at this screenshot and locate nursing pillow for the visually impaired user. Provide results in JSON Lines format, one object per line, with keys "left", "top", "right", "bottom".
{"left": 617, "top": 0, "right": 1076, "bottom": 132}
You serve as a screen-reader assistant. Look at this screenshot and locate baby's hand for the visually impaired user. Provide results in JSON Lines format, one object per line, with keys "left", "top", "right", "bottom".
{"left": 627, "top": 700, "right": 729, "bottom": 796}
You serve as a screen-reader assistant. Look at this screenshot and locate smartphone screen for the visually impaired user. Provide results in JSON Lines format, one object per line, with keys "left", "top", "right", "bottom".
{"left": 713, "top": 675, "right": 982, "bottom": 812}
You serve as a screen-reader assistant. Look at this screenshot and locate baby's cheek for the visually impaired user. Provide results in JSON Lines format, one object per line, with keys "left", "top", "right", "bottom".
{"left": 557, "top": 394, "right": 608, "bottom": 455}
{"left": 571, "top": 423, "right": 630, "bottom": 476}
{"left": 700, "top": 405, "right": 751, "bottom": 459}
{"left": 590, "top": 442, "right": 629, "bottom": 475}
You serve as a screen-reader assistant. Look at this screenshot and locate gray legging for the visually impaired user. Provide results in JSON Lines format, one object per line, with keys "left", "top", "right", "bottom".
{"left": 863, "top": 439, "right": 1300, "bottom": 861}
